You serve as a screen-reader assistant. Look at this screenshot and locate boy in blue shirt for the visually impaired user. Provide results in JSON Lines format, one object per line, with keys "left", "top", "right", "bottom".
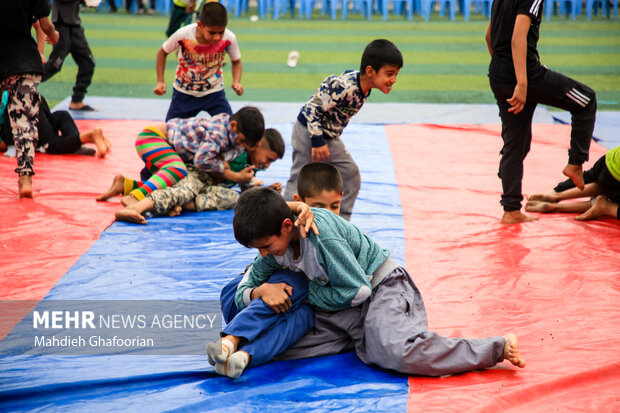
{"left": 283, "top": 39, "right": 403, "bottom": 221}
{"left": 208, "top": 186, "right": 526, "bottom": 379}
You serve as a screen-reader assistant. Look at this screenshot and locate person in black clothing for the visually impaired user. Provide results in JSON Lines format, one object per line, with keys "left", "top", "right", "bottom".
{"left": 1, "top": 95, "right": 111, "bottom": 157}
{"left": 485, "top": 0, "right": 597, "bottom": 224}
{"left": 0, "top": 0, "right": 59, "bottom": 198}
{"left": 42, "top": 0, "right": 96, "bottom": 111}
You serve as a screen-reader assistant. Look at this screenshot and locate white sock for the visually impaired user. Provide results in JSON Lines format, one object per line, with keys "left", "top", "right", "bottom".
{"left": 206, "top": 339, "right": 235, "bottom": 366}
{"left": 214, "top": 351, "right": 250, "bottom": 379}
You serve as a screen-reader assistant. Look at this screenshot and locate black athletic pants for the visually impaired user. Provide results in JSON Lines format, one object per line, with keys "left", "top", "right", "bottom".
{"left": 489, "top": 68, "right": 597, "bottom": 211}
{"left": 42, "top": 23, "right": 95, "bottom": 104}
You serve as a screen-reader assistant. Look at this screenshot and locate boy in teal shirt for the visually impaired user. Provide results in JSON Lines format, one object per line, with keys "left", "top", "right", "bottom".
{"left": 208, "top": 187, "right": 526, "bottom": 379}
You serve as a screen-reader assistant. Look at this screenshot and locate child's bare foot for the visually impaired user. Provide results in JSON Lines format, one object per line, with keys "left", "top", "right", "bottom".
{"left": 526, "top": 191, "right": 560, "bottom": 203}
{"left": 121, "top": 194, "right": 138, "bottom": 207}
{"left": 563, "top": 164, "right": 584, "bottom": 191}
{"left": 503, "top": 333, "right": 525, "bottom": 368}
{"left": 525, "top": 200, "right": 555, "bottom": 213}
{"left": 92, "top": 128, "right": 109, "bottom": 158}
{"left": 167, "top": 205, "right": 183, "bottom": 217}
{"left": 575, "top": 195, "right": 616, "bottom": 221}
{"left": 18, "top": 175, "right": 33, "bottom": 199}
{"left": 96, "top": 174, "right": 125, "bottom": 201}
{"left": 115, "top": 207, "right": 147, "bottom": 225}
{"left": 501, "top": 210, "right": 538, "bottom": 224}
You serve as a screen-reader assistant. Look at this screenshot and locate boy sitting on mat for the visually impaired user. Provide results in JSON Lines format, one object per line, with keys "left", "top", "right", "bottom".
{"left": 103, "top": 128, "right": 285, "bottom": 224}
{"left": 207, "top": 184, "right": 525, "bottom": 379}
{"left": 96, "top": 106, "right": 263, "bottom": 216}
{"left": 525, "top": 145, "right": 620, "bottom": 221}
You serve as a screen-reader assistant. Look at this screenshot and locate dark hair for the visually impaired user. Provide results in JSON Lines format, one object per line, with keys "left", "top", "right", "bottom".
{"left": 233, "top": 187, "right": 294, "bottom": 248}
{"left": 262, "top": 128, "right": 285, "bottom": 159}
{"left": 297, "top": 162, "right": 343, "bottom": 200}
{"left": 231, "top": 106, "right": 264, "bottom": 148}
{"left": 199, "top": 2, "right": 228, "bottom": 27}
{"left": 360, "top": 39, "right": 403, "bottom": 73}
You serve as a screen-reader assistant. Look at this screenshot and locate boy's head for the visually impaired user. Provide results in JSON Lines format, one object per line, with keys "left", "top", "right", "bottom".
{"left": 234, "top": 187, "right": 296, "bottom": 257}
{"left": 360, "top": 39, "right": 403, "bottom": 94}
{"left": 196, "top": 2, "right": 228, "bottom": 44}
{"left": 230, "top": 106, "right": 265, "bottom": 149}
{"left": 293, "top": 162, "right": 343, "bottom": 215}
{"left": 248, "top": 128, "right": 285, "bottom": 170}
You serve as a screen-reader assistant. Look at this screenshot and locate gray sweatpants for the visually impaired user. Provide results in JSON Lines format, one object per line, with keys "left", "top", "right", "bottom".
{"left": 283, "top": 120, "right": 361, "bottom": 221}
{"left": 280, "top": 265, "right": 505, "bottom": 377}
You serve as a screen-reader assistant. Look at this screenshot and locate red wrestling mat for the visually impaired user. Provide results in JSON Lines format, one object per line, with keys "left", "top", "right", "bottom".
{"left": 386, "top": 123, "right": 620, "bottom": 412}
{"left": 0, "top": 119, "right": 145, "bottom": 301}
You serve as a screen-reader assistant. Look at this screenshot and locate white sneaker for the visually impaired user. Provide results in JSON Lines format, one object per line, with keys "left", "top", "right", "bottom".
{"left": 287, "top": 50, "right": 299, "bottom": 68}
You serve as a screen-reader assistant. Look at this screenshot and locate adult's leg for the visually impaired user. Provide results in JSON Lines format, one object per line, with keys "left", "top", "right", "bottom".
{"left": 166, "top": 5, "right": 190, "bottom": 37}
{"left": 326, "top": 137, "right": 360, "bottom": 221}
{"left": 42, "top": 25, "right": 71, "bottom": 82}
{"left": 553, "top": 155, "right": 602, "bottom": 193}
{"left": 363, "top": 268, "right": 506, "bottom": 376}
{"left": 490, "top": 79, "right": 537, "bottom": 213}
{"left": 68, "top": 26, "right": 95, "bottom": 105}
{"left": 283, "top": 121, "right": 313, "bottom": 202}
{"left": 2, "top": 74, "right": 42, "bottom": 197}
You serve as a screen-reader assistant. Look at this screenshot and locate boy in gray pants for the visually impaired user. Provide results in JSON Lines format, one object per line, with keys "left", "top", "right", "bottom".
{"left": 283, "top": 39, "right": 403, "bottom": 221}
{"left": 208, "top": 187, "right": 525, "bottom": 378}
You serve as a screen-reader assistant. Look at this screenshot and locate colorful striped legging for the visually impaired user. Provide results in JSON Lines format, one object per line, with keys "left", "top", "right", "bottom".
{"left": 124, "top": 127, "right": 188, "bottom": 201}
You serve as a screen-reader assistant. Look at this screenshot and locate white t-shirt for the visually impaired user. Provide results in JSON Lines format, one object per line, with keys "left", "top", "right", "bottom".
{"left": 163, "top": 24, "right": 241, "bottom": 97}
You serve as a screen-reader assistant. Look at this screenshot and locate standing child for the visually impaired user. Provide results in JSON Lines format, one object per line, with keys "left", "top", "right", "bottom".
{"left": 155, "top": 1, "right": 243, "bottom": 121}
{"left": 42, "top": 0, "right": 96, "bottom": 111}
{"left": 97, "top": 106, "right": 263, "bottom": 214}
{"left": 166, "top": 0, "right": 196, "bottom": 37}
{"left": 486, "top": 0, "right": 597, "bottom": 224}
{"left": 283, "top": 39, "right": 403, "bottom": 221}
{"left": 525, "top": 145, "right": 620, "bottom": 221}
{"left": 208, "top": 187, "right": 525, "bottom": 379}
{"left": 0, "top": 0, "right": 58, "bottom": 198}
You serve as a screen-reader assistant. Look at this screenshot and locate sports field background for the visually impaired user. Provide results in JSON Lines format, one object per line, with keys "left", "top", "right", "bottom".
{"left": 39, "top": 9, "right": 620, "bottom": 109}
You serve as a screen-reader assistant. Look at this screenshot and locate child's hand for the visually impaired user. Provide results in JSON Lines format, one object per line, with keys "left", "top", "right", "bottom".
{"left": 256, "top": 283, "right": 293, "bottom": 313}
{"left": 154, "top": 82, "right": 167, "bottom": 96}
{"left": 312, "top": 145, "right": 330, "bottom": 162}
{"left": 232, "top": 83, "right": 244, "bottom": 96}
{"left": 269, "top": 182, "right": 282, "bottom": 193}
{"left": 237, "top": 165, "right": 255, "bottom": 183}
{"left": 295, "top": 203, "right": 319, "bottom": 238}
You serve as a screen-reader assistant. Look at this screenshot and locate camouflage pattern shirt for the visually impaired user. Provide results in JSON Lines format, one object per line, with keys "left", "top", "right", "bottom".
{"left": 297, "top": 70, "right": 370, "bottom": 148}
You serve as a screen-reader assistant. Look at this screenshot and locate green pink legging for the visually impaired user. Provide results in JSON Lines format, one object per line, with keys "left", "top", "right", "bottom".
{"left": 124, "top": 127, "right": 188, "bottom": 201}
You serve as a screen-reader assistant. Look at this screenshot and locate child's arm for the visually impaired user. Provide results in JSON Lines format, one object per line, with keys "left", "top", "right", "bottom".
{"left": 507, "top": 15, "right": 531, "bottom": 115}
{"left": 32, "top": 22, "right": 46, "bottom": 63}
{"left": 287, "top": 201, "right": 319, "bottom": 238}
{"left": 230, "top": 59, "right": 243, "bottom": 96}
{"left": 234, "top": 257, "right": 279, "bottom": 311}
{"left": 485, "top": 22, "right": 493, "bottom": 56}
{"left": 154, "top": 48, "right": 169, "bottom": 95}
{"left": 218, "top": 164, "right": 255, "bottom": 184}
{"left": 36, "top": 16, "right": 59, "bottom": 46}
{"left": 301, "top": 76, "right": 345, "bottom": 161}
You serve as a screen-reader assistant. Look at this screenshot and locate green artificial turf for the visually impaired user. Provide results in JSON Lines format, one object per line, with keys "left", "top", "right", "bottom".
{"left": 38, "top": 9, "right": 620, "bottom": 109}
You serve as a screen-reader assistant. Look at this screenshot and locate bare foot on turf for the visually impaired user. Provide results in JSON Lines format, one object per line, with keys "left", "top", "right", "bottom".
{"left": 18, "top": 175, "right": 33, "bottom": 198}
{"left": 96, "top": 174, "right": 125, "bottom": 201}
{"left": 121, "top": 194, "right": 138, "bottom": 207}
{"left": 563, "top": 164, "right": 584, "bottom": 191}
{"left": 115, "top": 207, "right": 147, "bottom": 224}
{"left": 167, "top": 205, "right": 183, "bottom": 217}
{"left": 525, "top": 200, "right": 554, "bottom": 213}
{"left": 501, "top": 210, "right": 538, "bottom": 224}
{"left": 526, "top": 191, "right": 559, "bottom": 203}
{"left": 575, "top": 195, "right": 614, "bottom": 221}
{"left": 503, "top": 333, "right": 525, "bottom": 368}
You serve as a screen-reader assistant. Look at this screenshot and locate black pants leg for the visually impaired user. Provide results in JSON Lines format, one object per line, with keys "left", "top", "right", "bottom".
{"left": 490, "top": 69, "right": 597, "bottom": 211}
{"left": 68, "top": 26, "right": 95, "bottom": 104}
{"left": 45, "top": 111, "right": 81, "bottom": 154}
{"left": 42, "top": 25, "right": 72, "bottom": 82}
